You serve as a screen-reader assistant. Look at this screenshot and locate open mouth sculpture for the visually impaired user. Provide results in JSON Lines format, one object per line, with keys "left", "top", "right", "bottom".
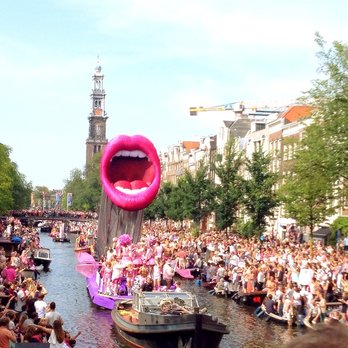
{"left": 100, "top": 135, "right": 161, "bottom": 211}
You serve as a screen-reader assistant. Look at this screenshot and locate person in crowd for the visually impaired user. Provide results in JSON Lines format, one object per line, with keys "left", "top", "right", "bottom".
{"left": 162, "top": 259, "right": 175, "bottom": 290}
{"left": 175, "top": 281, "right": 183, "bottom": 292}
{"left": 34, "top": 292, "right": 47, "bottom": 319}
{"left": 0, "top": 316, "right": 17, "bottom": 348}
{"left": 1, "top": 262, "right": 17, "bottom": 284}
{"left": 35, "top": 319, "right": 66, "bottom": 348}
{"left": 263, "top": 294, "right": 276, "bottom": 314}
{"left": 15, "top": 283, "right": 28, "bottom": 313}
{"left": 45, "top": 302, "right": 64, "bottom": 327}
{"left": 64, "top": 330, "right": 81, "bottom": 348}
{"left": 141, "top": 277, "right": 154, "bottom": 292}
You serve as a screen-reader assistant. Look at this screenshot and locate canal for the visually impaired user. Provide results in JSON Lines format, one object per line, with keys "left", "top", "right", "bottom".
{"left": 38, "top": 233, "right": 302, "bottom": 348}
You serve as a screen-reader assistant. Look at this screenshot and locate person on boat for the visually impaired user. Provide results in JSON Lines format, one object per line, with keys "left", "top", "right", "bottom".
{"left": 263, "top": 294, "right": 276, "bottom": 314}
{"left": 152, "top": 257, "right": 162, "bottom": 291}
{"left": 77, "top": 234, "right": 86, "bottom": 248}
{"left": 214, "top": 278, "right": 226, "bottom": 295}
{"left": 175, "top": 281, "right": 183, "bottom": 292}
{"left": 111, "top": 259, "right": 125, "bottom": 295}
{"left": 141, "top": 277, "right": 154, "bottom": 292}
{"left": 163, "top": 259, "right": 175, "bottom": 290}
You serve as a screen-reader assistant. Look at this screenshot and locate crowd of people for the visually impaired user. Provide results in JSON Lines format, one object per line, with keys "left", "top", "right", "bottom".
{"left": 0, "top": 216, "right": 81, "bottom": 347}
{"left": 95, "top": 219, "right": 348, "bottom": 329}
{"left": 2, "top": 211, "right": 348, "bottom": 346}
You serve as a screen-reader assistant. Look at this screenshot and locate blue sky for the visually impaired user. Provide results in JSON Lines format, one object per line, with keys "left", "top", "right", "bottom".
{"left": 1, "top": 0, "right": 347, "bottom": 190}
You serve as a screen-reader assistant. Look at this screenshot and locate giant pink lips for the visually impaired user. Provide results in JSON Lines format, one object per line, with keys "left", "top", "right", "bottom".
{"left": 100, "top": 135, "right": 161, "bottom": 211}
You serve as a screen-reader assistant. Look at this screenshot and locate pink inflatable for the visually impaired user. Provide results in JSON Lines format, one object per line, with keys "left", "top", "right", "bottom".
{"left": 100, "top": 135, "right": 161, "bottom": 211}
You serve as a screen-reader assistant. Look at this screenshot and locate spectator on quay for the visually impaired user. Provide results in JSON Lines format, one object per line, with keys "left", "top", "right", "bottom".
{"left": 45, "top": 302, "right": 64, "bottom": 327}
{"left": 15, "top": 283, "right": 29, "bottom": 313}
{"left": 1, "top": 262, "right": 17, "bottom": 284}
{"left": 35, "top": 319, "right": 66, "bottom": 348}
{"left": 34, "top": 293, "right": 47, "bottom": 319}
{"left": 0, "top": 316, "right": 17, "bottom": 348}
{"left": 64, "top": 330, "right": 81, "bottom": 348}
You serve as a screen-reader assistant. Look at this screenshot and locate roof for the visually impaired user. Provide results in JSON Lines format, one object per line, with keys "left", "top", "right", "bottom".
{"left": 280, "top": 105, "right": 313, "bottom": 123}
{"left": 182, "top": 141, "right": 200, "bottom": 151}
{"left": 229, "top": 118, "right": 251, "bottom": 138}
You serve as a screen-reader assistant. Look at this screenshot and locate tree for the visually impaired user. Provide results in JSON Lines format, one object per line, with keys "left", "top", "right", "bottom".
{"left": 63, "top": 153, "right": 102, "bottom": 211}
{"left": 300, "top": 33, "right": 348, "bottom": 202}
{"left": 0, "top": 144, "right": 14, "bottom": 214}
{"left": 243, "top": 147, "right": 279, "bottom": 236}
{"left": 144, "top": 181, "right": 173, "bottom": 221}
{"left": 279, "top": 141, "right": 336, "bottom": 254}
{"left": 0, "top": 143, "right": 31, "bottom": 214}
{"left": 179, "top": 162, "right": 216, "bottom": 226}
{"left": 213, "top": 138, "right": 244, "bottom": 231}
{"left": 166, "top": 179, "right": 186, "bottom": 223}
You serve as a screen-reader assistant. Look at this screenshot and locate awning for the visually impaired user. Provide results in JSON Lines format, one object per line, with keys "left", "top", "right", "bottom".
{"left": 313, "top": 227, "right": 330, "bottom": 238}
{"left": 278, "top": 218, "right": 296, "bottom": 226}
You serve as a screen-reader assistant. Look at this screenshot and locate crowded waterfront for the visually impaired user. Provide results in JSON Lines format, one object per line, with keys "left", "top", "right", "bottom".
{"left": 0, "top": 213, "right": 347, "bottom": 347}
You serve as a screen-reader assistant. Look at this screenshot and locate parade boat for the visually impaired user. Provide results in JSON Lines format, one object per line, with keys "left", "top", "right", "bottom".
{"left": 74, "top": 235, "right": 92, "bottom": 254}
{"left": 75, "top": 252, "right": 131, "bottom": 310}
{"left": 53, "top": 236, "right": 71, "bottom": 243}
{"left": 74, "top": 245, "right": 92, "bottom": 254}
{"left": 32, "top": 247, "right": 51, "bottom": 272}
{"left": 255, "top": 305, "right": 294, "bottom": 326}
{"left": 111, "top": 290, "right": 229, "bottom": 348}
{"left": 232, "top": 290, "right": 267, "bottom": 307}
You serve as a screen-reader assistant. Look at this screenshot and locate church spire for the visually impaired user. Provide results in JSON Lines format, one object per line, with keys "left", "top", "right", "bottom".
{"left": 85, "top": 58, "right": 109, "bottom": 166}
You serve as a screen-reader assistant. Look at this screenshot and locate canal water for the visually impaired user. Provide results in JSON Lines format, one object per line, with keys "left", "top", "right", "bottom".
{"left": 38, "top": 233, "right": 303, "bottom": 348}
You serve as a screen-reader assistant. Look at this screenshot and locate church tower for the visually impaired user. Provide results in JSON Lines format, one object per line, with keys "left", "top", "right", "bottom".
{"left": 85, "top": 58, "right": 109, "bottom": 166}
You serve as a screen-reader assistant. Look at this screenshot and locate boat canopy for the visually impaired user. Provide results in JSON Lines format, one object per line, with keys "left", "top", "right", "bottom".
{"left": 133, "top": 290, "right": 199, "bottom": 312}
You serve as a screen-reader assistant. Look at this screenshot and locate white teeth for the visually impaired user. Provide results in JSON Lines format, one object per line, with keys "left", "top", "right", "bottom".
{"left": 115, "top": 187, "right": 147, "bottom": 195}
{"left": 130, "top": 150, "right": 146, "bottom": 158}
{"left": 114, "top": 150, "right": 147, "bottom": 158}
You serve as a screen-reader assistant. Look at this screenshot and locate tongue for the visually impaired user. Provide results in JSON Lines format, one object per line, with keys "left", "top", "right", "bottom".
{"left": 114, "top": 180, "right": 131, "bottom": 189}
{"left": 114, "top": 180, "right": 148, "bottom": 190}
{"left": 131, "top": 180, "right": 149, "bottom": 190}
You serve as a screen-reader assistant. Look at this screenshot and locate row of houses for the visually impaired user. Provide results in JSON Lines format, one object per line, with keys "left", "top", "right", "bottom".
{"left": 160, "top": 104, "right": 348, "bottom": 238}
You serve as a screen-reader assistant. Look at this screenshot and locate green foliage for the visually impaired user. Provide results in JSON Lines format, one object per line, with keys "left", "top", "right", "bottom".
{"left": 300, "top": 33, "right": 348, "bottom": 202}
{"left": 279, "top": 148, "right": 335, "bottom": 237}
{"left": 189, "top": 222, "right": 200, "bottom": 238}
{"left": 144, "top": 182, "right": 173, "bottom": 220}
{"left": 236, "top": 219, "right": 256, "bottom": 238}
{"left": 243, "top": 148, "right": 279, "bottom": 236}
{"left": 0, "top": 144, "right": 14, "bottom": 214}
{"left": 0, "top": 143, "right": 31, "bottom": 214}
{"left": 179, "top": 162, "right": 216, "bottom": 224}
{"left": 331, "top": 217, "right": 348, "bottom": 236}
{"left": 213, "top": 138, "right": 244, "bottom": 231}
{"left": 63, "top": 152, "right": 102, "bottom": 211}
